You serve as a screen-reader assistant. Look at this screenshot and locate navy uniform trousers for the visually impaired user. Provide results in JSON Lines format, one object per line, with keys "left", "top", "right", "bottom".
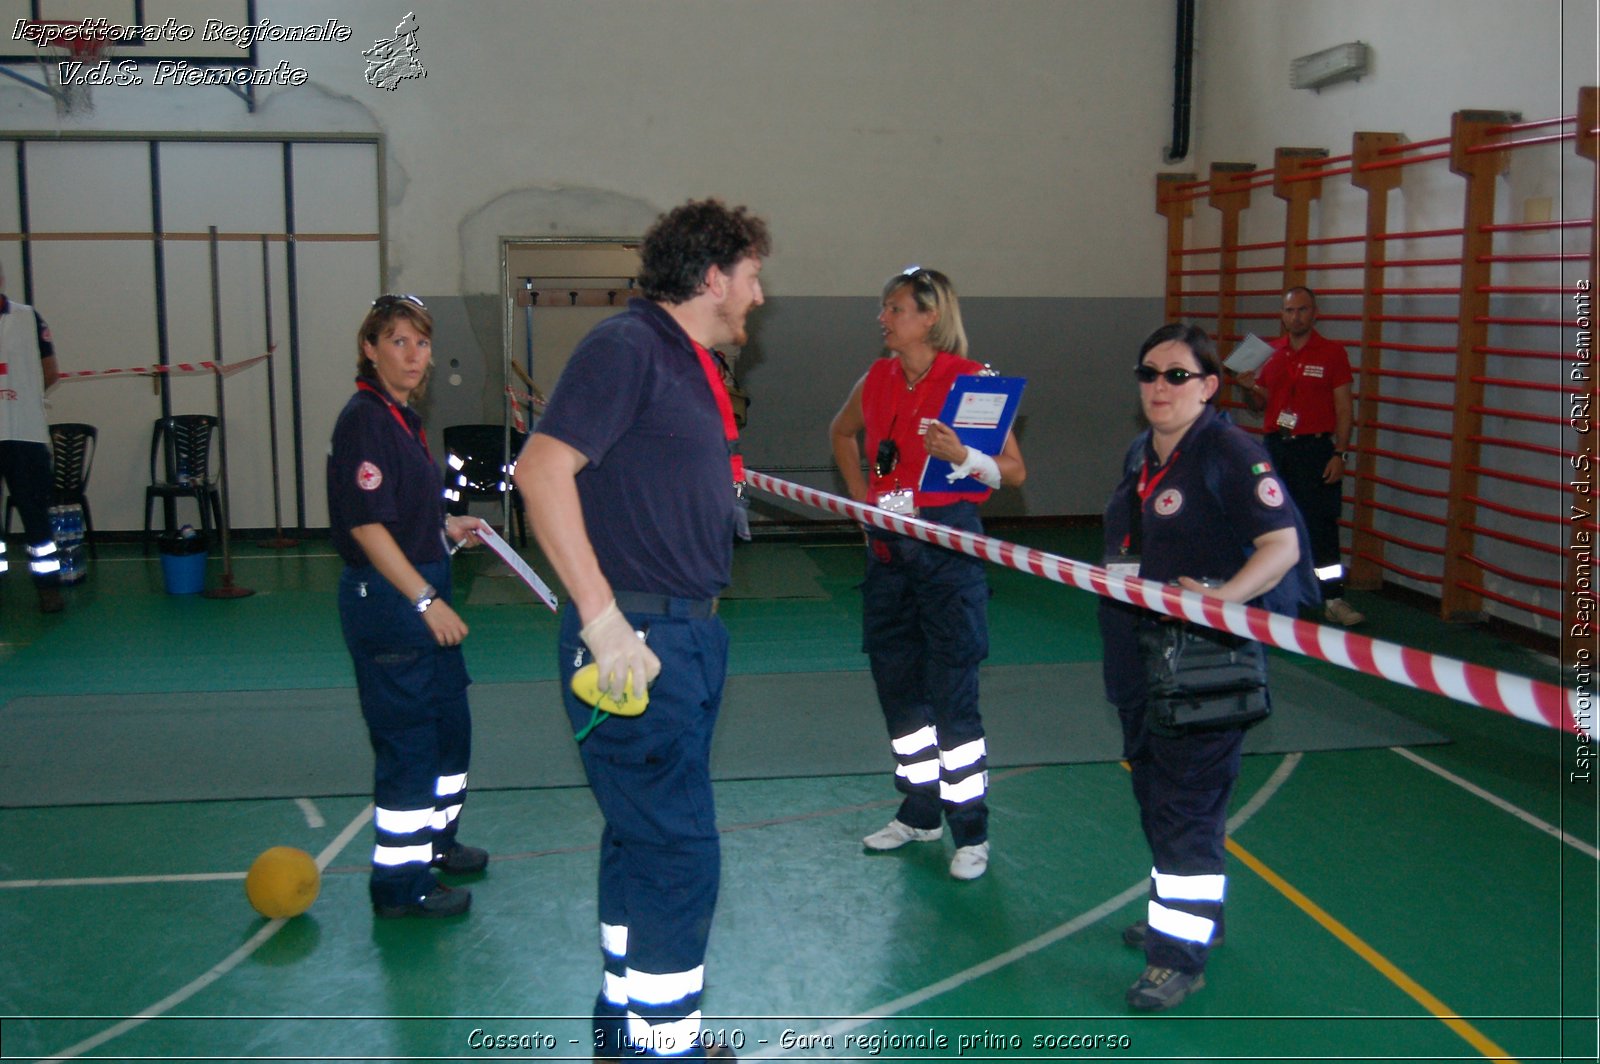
{"left": 338, "top": 557, "right": 471, "bottom": 908}
{"left": 1105, "top": 606, "right": 1242, "bottom": 975}
{"left": 861, "top": 501, "right": 991, "bottom": 847}
{"left": 1265, "top": 433, "right": 1344, "bottom": 600}
{"left": 560, "top": 598, "right": 728, "bottom": 1060}
{"left": 0, "top": 440, "right": 61, "bottom": 587}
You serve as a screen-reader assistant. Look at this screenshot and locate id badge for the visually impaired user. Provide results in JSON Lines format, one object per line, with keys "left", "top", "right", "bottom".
{"left": 1105, "top": 554, "right": 1140, "bottom": 578}
{"left": 877, "top": 488, "right": 916, "bottom": 516}
{"left": 1275, "top": 410, "right": 1299, "bottom": 432}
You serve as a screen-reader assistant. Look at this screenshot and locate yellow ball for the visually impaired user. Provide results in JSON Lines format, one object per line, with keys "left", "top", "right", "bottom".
{"left": 245, "top": 846, "right": 320, "bottom": 919}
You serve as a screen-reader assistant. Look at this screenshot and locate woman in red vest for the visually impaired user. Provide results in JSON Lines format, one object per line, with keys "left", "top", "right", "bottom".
{"left": 828, "top": 267, "right": 1025, "bottom": 881}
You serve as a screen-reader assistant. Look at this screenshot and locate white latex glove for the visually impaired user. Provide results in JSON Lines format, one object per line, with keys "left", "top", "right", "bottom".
{"left": 579, "top": 600, "right": 662, "bottom": 702}
{"left": 945, "top": 446, "right": 1002, "bottom": 489}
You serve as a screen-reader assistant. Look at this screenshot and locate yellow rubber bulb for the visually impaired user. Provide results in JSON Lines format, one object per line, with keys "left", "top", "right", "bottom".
{"left": 570, "top": 663, "right": 650, "bottom": 716}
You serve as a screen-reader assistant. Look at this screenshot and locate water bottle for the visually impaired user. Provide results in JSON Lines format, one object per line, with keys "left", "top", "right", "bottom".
{"left": 58, "top": 504, "right": 86, "bottom": 584}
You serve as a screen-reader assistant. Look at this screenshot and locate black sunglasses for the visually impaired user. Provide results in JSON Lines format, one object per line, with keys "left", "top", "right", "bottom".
{"left": 875, "top": 438, "right": 899, "bottom": 477}
{"left": 1134, "top": 365, "right": 1203, "bottom": 386}
{"left": 372, "top": 293, "right": 426, "bottom": 309}
{"left": 899, "top": 265, "right": 936, "bottom": 292}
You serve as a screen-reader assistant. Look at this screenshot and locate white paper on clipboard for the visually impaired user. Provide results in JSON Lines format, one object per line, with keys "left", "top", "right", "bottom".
{"left": 476, "top": 525, "right": 559, "bottom": 611}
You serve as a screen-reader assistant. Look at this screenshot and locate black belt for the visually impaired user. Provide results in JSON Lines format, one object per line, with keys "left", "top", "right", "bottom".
{"left": 613, "top": 590, "right": 719, "bottom": 618}
{"left": 1269, "top": 430, "right": 1333, "bottom": 442}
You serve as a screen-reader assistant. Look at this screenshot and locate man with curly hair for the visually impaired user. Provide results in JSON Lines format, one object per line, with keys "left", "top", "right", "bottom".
{"left": 517, "top": 198, "right": 769, "bottom": 1060}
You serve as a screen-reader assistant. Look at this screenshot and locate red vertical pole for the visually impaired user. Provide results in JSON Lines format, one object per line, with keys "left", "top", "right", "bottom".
{"left": 1441, "top": 110, "right": 1517, "bottom": 622}
{"left": 1156, "top": 172, "right": 1196, "bottom": 325}
{"left": 1209, "top": 162, "right": 1256, "bottom": 360}
{"left": 1347, "top": 132, "right": 1408, "bottom": 592}
{"left": 1273, "top": 147, "right": 1329, "bottom": 291}
{"left": 1568, "top": 87, "right": 1599, "bottom": 675}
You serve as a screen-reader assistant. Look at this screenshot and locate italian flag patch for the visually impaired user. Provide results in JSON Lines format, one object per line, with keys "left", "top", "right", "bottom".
{"left": 1251, "top": 462, "right": 1272, "bottom": 475}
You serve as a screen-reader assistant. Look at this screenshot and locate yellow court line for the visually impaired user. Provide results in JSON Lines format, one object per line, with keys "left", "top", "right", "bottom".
{"left": 1227, "top": 836, "right": 1519, "bottom": 1062}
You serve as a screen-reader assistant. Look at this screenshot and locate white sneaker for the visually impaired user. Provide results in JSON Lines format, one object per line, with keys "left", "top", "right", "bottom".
{"left": 949, "top": 841, "right": 990, "bottom": 880}
{"left": 862, "top": 819, "right": 942, "bottom": 851}
{"left": 1324, "top": 597, "right": 1366, "bottom": 627}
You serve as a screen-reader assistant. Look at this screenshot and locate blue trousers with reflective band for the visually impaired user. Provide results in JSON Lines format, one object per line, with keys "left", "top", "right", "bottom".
{"left": 339, "top": 556, "right": 471, "bottom": 907}
{"left": 560, "top": 599, "right": 727, "bottom": 1059}
{"left": 1104, "top": 601, "right": 1242, "bottom": 974}
{"left": 0, "top": 440, "right": 60, "bottom": 588}
{"left": 1266, "top": 433, "right": 1344, "bottom": 600}
{"left": 861, "top": 501, "right": 991, "bottom": 847}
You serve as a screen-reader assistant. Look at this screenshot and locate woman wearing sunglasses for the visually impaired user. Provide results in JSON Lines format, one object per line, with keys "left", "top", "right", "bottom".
{"left": 328, "top": 294, "right": 490, "bottom": 919}
{"left": 828, "top": 267, "right": 1025, "bottom": 881}
{"left": 1098, "top": 323, "right": 1304, "bottom": 1010}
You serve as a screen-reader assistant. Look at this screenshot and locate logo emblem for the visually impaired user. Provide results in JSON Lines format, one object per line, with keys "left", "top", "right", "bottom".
{"left": 364, "top": 12, "right": 426, "bottom": 91}
{"left": 1257, "top": 477, "right": 1285, "bottom": 508}
{"left": 1153, "top": 488, "right": 1183, "bottom": 516}
{"left": 357, "top": 461, "right": 383, "bottom": 491}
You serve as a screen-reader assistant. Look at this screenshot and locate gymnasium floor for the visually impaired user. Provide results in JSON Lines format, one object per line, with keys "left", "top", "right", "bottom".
{"left": 0, "top": 526, "right": 1594, "bottom": 1063}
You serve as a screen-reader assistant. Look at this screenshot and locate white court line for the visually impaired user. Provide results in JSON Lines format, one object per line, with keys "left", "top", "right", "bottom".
{"left": 37, "top": 804, "right": 373, "bottom": 1063}
{"left": 295, "top": 797, "right": 325, "bottom": 829}
{"left": 1391, "top": 745, "right": 1599, "bottom": 860}
{"left": 775, "top": 753, "right": 1304, "bottom": 1056}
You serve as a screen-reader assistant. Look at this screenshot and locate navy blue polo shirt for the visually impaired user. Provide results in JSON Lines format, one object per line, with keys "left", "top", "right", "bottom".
{"left": 327, "top": 382, "right": 448, "bottom": 568}
{"left": 1103, "top": 406, "right": 1295, "bottom": 586}
{"left": 535, "top": 299, "right": 734, "bottom": 600}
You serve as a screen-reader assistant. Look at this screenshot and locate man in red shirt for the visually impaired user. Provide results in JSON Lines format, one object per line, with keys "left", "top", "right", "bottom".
{"left": 1235, "top": 287, "right": 1364, "bottom": 626}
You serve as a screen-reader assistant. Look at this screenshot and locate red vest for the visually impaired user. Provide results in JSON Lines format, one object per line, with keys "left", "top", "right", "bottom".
{"left": 862, "top": 351, "right": 991, "bottom": 507}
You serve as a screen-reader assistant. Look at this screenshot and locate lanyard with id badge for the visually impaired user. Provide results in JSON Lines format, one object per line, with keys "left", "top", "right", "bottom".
{"left": 1107, "top": 447, "right": 1181, "bottom": 579}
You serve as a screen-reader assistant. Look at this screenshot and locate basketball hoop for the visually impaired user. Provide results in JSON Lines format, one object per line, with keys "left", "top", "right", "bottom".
{"left": 25, "top": 20, "right": 116, "bottom": 115}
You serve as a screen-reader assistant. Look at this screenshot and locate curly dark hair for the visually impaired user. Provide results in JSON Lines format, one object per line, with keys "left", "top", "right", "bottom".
{"left": 636, "top": 198, "right": 771, "bottom": 304}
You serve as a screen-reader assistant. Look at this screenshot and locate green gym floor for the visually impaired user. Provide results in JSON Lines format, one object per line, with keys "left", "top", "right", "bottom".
{"left": 0, "top": 526, "right": 1594, "bottom": 1063}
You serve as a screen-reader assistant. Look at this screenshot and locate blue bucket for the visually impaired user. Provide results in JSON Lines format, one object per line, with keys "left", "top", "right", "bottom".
{"left": 159, "top": 546, "right": 207, "bottom": 594}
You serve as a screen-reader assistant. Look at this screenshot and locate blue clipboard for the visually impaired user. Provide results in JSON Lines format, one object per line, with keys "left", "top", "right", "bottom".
{"left": 918, "top": 374, "right": 1026, "bottom": 492}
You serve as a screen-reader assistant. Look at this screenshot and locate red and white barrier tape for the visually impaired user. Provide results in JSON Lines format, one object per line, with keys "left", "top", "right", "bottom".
{"left": 57, "top": 351, "right": 272, "bottom": 383}
{"left": 745, "top": 470, "right": 1585, "bottom": 735}
{"left": 504, "top": 383, "right": 547, "bottom": 434}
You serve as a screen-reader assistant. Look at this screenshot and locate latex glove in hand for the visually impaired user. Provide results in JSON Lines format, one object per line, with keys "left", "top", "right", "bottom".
{"left": 579, "top": 600, "right": 661, "bottom": 702}
{"left": 945, "top": 446, "right": 1002, "bottom": 489}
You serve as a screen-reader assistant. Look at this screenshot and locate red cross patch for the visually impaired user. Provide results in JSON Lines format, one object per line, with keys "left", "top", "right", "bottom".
{"left": 1257, "top": 477, "right": 1285, "bottom": 508}
{"left": 1153, "top": 488, "right": 1183, "bottom": 516}
{"left": 356, "top": 461, "right": 383, "bottom": 491}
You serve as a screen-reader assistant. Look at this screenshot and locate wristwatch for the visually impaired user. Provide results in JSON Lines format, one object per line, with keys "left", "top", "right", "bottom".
{"left": 412, "top": 584, "right": 438, "bottom": 613}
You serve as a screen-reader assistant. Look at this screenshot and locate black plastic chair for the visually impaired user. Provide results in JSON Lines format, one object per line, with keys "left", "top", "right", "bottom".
{"left": 3, "top": 422, "right": 98, "bottom": 557}
{"left": 143, "top": 414, "right": 223, "bottom": 554}
{"left": 442, "top": 424, "right": 528, "bottom": 546}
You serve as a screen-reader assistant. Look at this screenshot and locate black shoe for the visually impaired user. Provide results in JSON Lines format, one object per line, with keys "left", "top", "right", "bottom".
{"left": 1122, "top": 919, "right": 1225, "bottom": 949}
{"left": 1126, "top": 965, "right": 1205, "bottom": 1011}
{"left": 37, "top": 587, "right": 64, "bottom": 614}
{"left": 373, "top": 882, "right": 472, "bottom": 919}
{"left": 432, "top": 843, "right": 489, "bottom": 875}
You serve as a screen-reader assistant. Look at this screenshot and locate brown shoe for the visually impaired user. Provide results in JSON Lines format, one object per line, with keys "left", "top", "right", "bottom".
{"left": 1324, "top": 597, "right": 1365, "bottom": 626}
{"left": 37, "top": 587, "right": 64, "bottom": 614}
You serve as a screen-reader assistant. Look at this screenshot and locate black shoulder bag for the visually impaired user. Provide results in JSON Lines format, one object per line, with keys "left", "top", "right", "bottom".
{"left": 1127, "top": 444, "right": 1271, "bottom": 736}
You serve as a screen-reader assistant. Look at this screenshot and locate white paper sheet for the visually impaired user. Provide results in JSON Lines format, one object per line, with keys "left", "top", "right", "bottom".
{"left": 477, "top": 525, "right": 559, "bottom": 611}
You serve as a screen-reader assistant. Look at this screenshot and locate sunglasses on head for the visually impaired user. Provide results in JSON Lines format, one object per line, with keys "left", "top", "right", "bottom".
{"left": 1134, "top": 365, "right": 1203, "bottom": 386}
{"left": 372, "top": 293, "right": 426, "bottom": 310}
{"left": 899, "top": 265, "right": 935, "bottom": 292}
{"left": 875, "top": 438, "right": 899, "bottom": 478}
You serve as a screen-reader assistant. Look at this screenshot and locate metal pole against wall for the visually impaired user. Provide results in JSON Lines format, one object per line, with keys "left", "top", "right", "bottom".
{"left": 257, "top": 233, "right": 298, "bottom": 548}
{"left": 202, "top": 226, "right": 253, "bottom": 599}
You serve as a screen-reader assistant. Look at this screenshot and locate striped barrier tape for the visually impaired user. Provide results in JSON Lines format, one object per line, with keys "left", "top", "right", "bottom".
{"left": 745, "top": 470, "right": 1586, "bottom": 735}
{"left": 56, "top": 351, "right": 272, "bottom": 382}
